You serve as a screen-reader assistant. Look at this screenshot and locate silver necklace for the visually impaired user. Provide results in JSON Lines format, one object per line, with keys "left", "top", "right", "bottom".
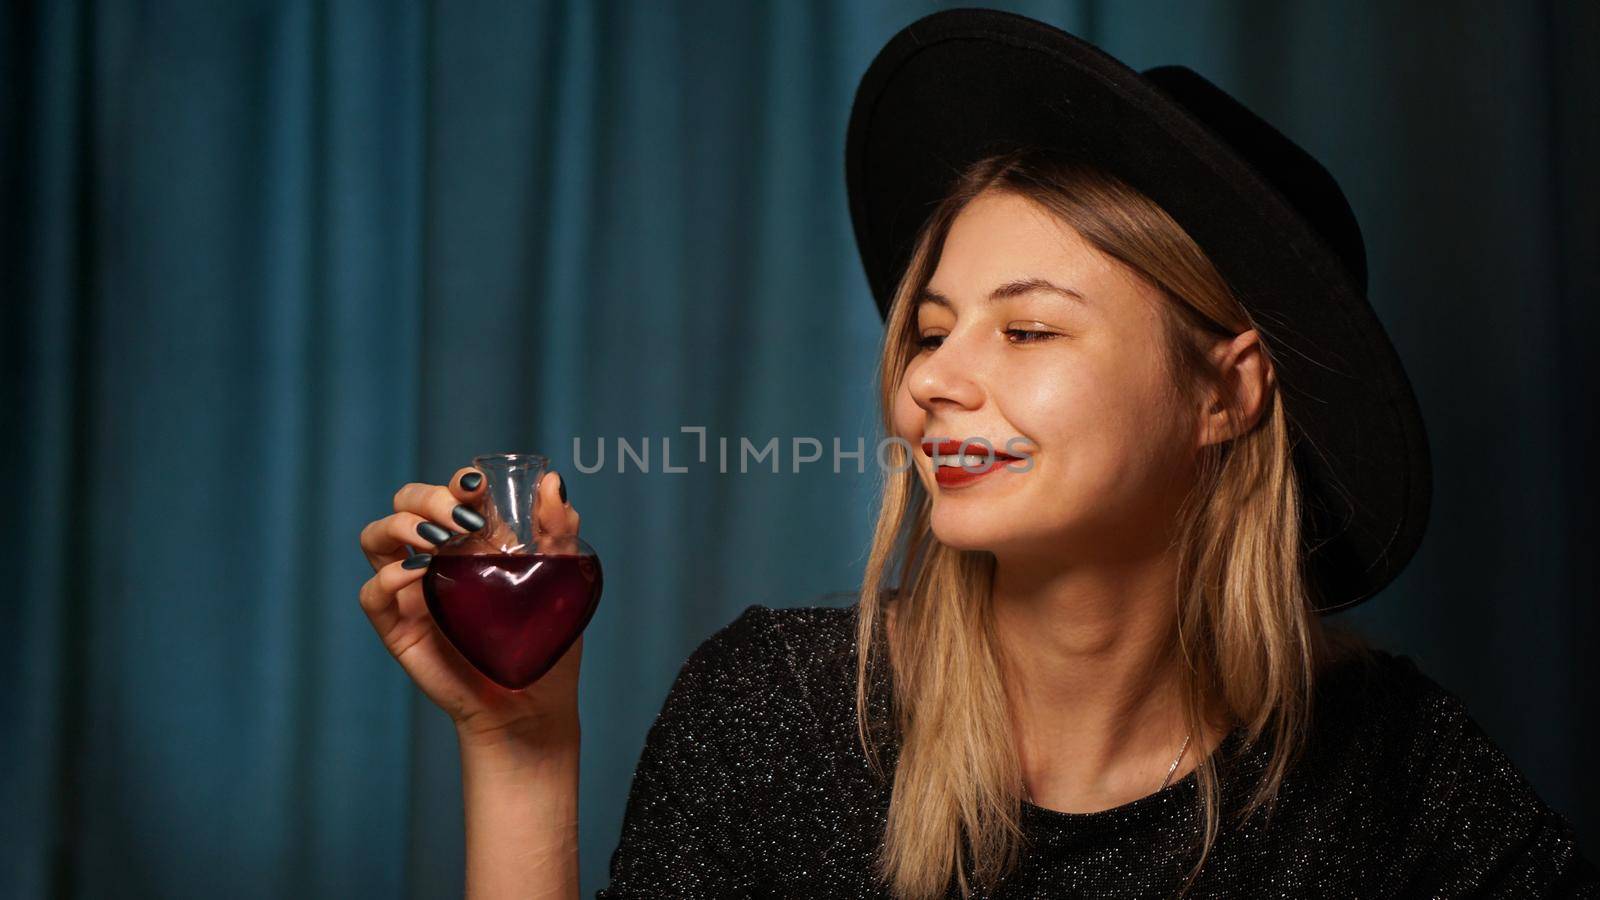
{"left": 1022, "top": 728, "right": 1194, "bottom": 806}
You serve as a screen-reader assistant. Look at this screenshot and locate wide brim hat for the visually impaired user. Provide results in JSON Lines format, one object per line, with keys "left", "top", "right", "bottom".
{"left": 845, "top": 8, "right": 1432, "bottom": 614}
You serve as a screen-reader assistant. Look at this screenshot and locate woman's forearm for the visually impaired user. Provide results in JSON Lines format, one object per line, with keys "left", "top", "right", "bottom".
{"left": 458, "top": 715, "right": 583, "bottom": 900}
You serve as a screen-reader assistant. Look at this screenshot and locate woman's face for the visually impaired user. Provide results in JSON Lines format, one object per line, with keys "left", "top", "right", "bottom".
{"left": 891, "top": 189, "right": 1204, "bottom": 565}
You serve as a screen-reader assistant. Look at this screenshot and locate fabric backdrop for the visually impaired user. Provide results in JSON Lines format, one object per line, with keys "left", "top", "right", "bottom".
{"left": 4, "top": 1, "right": 1595, "bottom": 897}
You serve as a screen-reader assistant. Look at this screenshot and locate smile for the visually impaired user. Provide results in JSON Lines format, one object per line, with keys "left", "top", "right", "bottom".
{"left": 920, "top": 439, "right": 1025, "bottom": 490}
{"left": 932, "top": 456, "right": 1013, "bottom": 489}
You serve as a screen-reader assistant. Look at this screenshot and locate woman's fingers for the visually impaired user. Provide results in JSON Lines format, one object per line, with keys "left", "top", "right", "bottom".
{"left": 447, "top": 466, "right": 487, "bottom": 503}
{"left": 359, "top": 555, "right": 431, "bottom": 631}
{"left": 393, "top": 578, "right": 429, "bottom": 620}
{"left": 359, "top": 466, "right": 486, "bottom": 574}
{"left": 372, "top": 466, "right": 573, "bottom": 570}
{"left": 360, "top": 511, "right": 457, "bottom": 571}
{"left": 360, "top": 554, "right": 425, "bottom": 614}
{"left": 536, "top": 470, "right": 580, "bottom": 546}
{"left": 393, "top": 480, "right": 488, "bottom": 536}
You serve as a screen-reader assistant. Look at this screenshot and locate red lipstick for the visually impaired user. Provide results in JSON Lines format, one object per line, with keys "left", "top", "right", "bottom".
{"left": 920, "top": 439, "right": 1025, "bottom": 490}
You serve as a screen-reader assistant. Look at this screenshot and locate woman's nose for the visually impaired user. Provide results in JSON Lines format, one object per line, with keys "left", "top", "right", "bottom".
{"left": 908, "top": 332, "right": 984, "bottom": 411}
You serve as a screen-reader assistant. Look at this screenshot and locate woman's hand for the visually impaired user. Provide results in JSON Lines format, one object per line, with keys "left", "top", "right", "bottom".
{"left": 357, "top": 465, "right": 584, "bottom": 744}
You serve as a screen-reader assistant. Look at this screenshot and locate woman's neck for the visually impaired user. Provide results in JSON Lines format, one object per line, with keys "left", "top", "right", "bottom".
{"left": 992, "top": 551, "right": 1220, "bottom": 812}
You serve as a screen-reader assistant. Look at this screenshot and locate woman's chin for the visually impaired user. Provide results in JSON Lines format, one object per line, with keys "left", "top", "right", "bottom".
{"left": 931, "top": 505, "right": 1071, "bottom": 559}
{"left": 929, "top": 516, "right": 1010, "bottom": 553}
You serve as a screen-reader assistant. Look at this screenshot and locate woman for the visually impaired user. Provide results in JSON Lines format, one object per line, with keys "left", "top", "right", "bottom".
{"left": 355, "top": 10, "right": 1598, "bottom": 899}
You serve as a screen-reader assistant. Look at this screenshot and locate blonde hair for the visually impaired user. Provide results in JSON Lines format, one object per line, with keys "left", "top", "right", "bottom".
{"left": 851, "top": 147, "right": 1368, "bottom": 898}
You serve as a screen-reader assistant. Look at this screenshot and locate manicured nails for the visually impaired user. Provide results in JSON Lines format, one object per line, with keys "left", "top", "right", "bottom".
{"left": 417, "top": 520, "right": 452, "bottom": 545}
{"left": 459, "top": 471, "right": 482, "bottom": 491}
{"left": 557, "top": 473, "right": 568, "bottom": 505}
{"left": 452, "top": 504, "right": 485, "bottom": 531}
{"left": 402, "top": 553, "right": 433, "bottom": 570}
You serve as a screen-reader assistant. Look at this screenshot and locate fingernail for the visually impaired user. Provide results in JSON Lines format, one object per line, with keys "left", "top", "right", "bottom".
{"left": 459, "top": 471, "right": 482, "bottom": 491}
{"left": 417, "top": 521, "right": 451, "bottom": 545}
{"left": 402, "top": 553, "right": 433, "bottom": 570}
{"left": 452, "top": 504, "right": 485, "bottom": 531}
{"left": 557, "top": 473, "right": 568, "bottom": 505}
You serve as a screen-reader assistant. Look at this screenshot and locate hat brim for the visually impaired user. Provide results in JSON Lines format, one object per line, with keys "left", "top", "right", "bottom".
{"left": 846, "top": 8, "right": 1432, "bottom": 614}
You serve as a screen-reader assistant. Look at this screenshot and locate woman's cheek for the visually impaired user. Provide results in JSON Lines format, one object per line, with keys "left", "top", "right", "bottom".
{"left": 1000, "top": 369, "right": 1084, "bottom": 442}
{"left": 891, "top": 390, "right": 925, "bottom": 457}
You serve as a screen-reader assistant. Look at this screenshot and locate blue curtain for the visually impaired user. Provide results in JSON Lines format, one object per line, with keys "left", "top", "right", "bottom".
{"left": 4, "top": 1, "right": 1595, "bottom": 897}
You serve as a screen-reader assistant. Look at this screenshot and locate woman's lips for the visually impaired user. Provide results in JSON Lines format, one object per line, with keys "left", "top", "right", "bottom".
{"left": 932, "top": 456, "right": 1014, "bottom": 489}
{"left": 919, "top": 440, "right": 1027, "bottom": 490}
{"left": 921, "top": 439, "right": 1021, "bottom": 459}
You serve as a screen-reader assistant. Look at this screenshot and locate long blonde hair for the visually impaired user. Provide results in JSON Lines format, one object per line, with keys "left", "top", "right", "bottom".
{"left": 852, "top": 147, "right": 1368, "bottom": 898}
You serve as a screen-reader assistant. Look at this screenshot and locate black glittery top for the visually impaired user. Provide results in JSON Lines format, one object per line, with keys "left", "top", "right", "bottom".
{"left": 595, "top": 601, "right": 1599, "bottom": 898}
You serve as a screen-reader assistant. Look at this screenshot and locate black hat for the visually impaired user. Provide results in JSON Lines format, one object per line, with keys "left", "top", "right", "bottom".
{"left": 845, "top": 8, "right": 1432, "bottom": 614}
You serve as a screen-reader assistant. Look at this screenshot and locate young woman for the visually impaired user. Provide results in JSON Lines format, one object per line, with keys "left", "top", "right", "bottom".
{"left": 355, "top": 10, "right": 1598, "bottom": 899}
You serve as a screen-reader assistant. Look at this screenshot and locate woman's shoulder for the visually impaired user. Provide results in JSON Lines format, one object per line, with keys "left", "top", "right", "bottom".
{"left": 664, "top": 594, "right": 867, "bottom": 712}
{"left": 1296, "top": 644, "right": 1600, "bottom": 892}
{"left": 1312, "top": 644, "right": 1456, "bottom": 725}
{"left": 681, "top": 594, "right": 864, "bottom": 687}
{"left": 698, "top": 587, "right": 875, "bottom": 650}
{"left": 1309, "top": 644, "right": 1525, "bottom": 767}
{"left": 600, "top": 599, "right": 870, "bottom": 899}
{"left": 1308, "top": 644, "right": 1528, "bottom": 788}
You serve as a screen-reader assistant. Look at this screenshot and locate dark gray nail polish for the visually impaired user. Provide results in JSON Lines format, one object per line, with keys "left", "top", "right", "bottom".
{"left": 417, "top": 521, "right": 451, "bottom": 545}
{"left": 460, "top": 471, "right": 482, "bottom": 491}
{"left": 558, "top": 473, "right": 568, "bottom": 505}
{"left": 402, "top": 553, "right": 433, "bottom": 570}
{"left": 452, "top": 504, "right": 485, "bottom": 531}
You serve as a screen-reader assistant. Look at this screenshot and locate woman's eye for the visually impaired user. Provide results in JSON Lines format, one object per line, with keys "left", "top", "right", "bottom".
{"left": 918, "top": 329, "right": 1058, "bottom": 350}
{"left": 1006, "top": 327, "right": 1060, "bottom": 344}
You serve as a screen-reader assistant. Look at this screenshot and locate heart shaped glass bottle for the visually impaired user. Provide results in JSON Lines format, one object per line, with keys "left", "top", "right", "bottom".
{"left": 421, "top": 452, "right": 603, "bottom": 690}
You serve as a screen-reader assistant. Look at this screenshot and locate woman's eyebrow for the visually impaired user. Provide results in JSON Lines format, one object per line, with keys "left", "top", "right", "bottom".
{"left": 916, "top": 277, "right": 1089, "bottom": 308}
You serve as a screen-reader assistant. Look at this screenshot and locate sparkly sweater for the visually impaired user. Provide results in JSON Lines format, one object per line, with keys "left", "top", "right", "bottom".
{"left": 594, "top": 602, "right": 1599, "bottom": 898}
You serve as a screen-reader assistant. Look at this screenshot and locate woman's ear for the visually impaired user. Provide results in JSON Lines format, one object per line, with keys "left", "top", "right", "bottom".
{"left": 1197, "top": 330, "right": 1273, "bottom": 447}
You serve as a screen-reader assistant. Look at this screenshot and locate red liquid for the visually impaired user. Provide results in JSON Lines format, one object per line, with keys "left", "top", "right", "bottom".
{"left": 422, "top": 553, "right": 603, "bottom": 690}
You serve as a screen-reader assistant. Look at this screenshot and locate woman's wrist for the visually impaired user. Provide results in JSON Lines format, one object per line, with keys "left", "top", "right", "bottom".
{"left": 457, "top": 713, "right": 582, "bottom": 900}
{"left": 457, "top": 711, "right": 581, "bottom": 771}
